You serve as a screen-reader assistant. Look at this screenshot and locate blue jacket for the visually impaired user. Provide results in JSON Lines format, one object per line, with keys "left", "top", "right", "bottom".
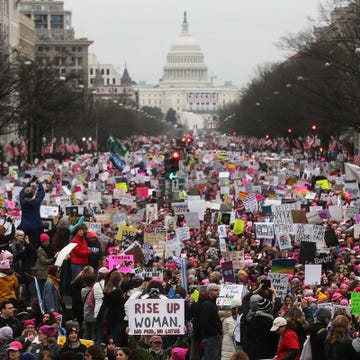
{"left": 19, "top": 183, "right": 45, "bottom": 232}
{"left": 43, "top": 279, "right": 62, "bottom": 313}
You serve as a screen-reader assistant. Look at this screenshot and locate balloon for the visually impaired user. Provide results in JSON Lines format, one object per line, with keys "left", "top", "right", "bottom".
{"left": 110, "top": 152, "right": 125, "bottom": 172}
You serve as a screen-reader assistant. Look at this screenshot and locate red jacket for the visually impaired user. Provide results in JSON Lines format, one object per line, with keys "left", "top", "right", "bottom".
{"left": 277, "top": 329, "right": 300, "bottom": 360}
{"left": 70, "top": 235, "right": 91, "bottom": 265}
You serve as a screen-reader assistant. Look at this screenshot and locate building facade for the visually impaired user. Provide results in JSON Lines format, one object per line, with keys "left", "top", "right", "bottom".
{"left": 0, "top": 0, "right": 20, "bottom": 52}
{"left": 137, "top": 13, "right": 242, "bottom": 129}
{"left": 18, "top": 0, "right": 93, "bottom": 85}
{"left": 19, "top": 12, "right": 35, "bottom": 59}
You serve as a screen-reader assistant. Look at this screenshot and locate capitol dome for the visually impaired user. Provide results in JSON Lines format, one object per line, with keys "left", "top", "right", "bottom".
{"left": 160, "top": 12, "right": 209, "bottom": 87}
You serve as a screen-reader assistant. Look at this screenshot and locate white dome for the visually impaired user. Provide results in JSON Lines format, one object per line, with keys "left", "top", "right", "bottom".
{"left": 170, "top": 35, "right": 201, "bottom": 51}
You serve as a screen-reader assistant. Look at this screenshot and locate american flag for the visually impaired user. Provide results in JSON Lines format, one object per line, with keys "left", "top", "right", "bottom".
{"left": 353, "top": 147, "right": 360, "bottom": 166}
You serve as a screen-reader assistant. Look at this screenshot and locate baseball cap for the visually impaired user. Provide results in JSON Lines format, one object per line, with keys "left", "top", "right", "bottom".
{"left": 270, "top": 317, "right": 287, "bottom": 331}
{"left": 8, "top": 341, "right": 23, "bottom": 351}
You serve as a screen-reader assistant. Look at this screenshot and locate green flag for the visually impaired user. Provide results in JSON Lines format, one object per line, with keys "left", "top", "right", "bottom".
{"left": 107, "top": 135, "right": 127, "bottom": 157}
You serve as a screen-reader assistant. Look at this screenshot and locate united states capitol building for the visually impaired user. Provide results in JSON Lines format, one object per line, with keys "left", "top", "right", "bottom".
{"left": 137, "top": 13, "right": 242, "bottom": 130}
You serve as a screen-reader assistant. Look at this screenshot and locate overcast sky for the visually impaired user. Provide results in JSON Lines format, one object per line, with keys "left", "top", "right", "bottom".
{"left": 65, "top": 0, "right": 331, "bottom": 88}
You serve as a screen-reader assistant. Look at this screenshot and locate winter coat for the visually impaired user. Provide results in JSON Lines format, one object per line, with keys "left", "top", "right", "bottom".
{"left": 102, "top": 288, "right": 125, "bottom": 325}
{"left": 82, "top": 286, "right": 95, "bottom": 322}
{"left": 309, "top": 322, "right": 328, "bottom": 360}
{"left": 70, "top": 235, "right": 90, "bottom": 265}
{"left": 19, "top": 183, "right": 45, "bottom": 232}
{"left": 32, "top": 246, "right": 54, "bottom": 280}
{"left": 199, "top": 296, "right": 222, "bottom": 339}
{"left": 0, "top": 315, "right": 22, "bottom": 338}
{"left": 324, "top": 339, "right": 358, "bottom": 360}
{"left": 0, "top": 270, "right": 18, "bottom": 303}
{"left": 243, "top": 310, "right": 279, "bottom": 360}
{"left": 11, "top": 240, "right": 36, "bottom": 282}
{"left": 87, "top": 239, "right": 102, "bottom": 269}
{"left": 221, "top": 314, "right": 237, "bottom": 360}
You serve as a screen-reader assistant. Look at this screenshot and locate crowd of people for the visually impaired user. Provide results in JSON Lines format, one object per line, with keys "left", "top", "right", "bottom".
{"left": 0, "top": 134, "right": 359, "bottom": 360}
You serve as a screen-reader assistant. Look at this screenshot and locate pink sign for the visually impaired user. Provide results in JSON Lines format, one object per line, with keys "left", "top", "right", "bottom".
{"left": 108, "top": 254, "right": 134, "bottom": 270}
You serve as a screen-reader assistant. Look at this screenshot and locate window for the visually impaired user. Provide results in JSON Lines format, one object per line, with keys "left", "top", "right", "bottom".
{"left": 90, "top": 69, "right": 93, "bottom": 75}
{"left": 101, "top": 69, "right": 104, "bottom": 75}
{"left": 77, "top": 57, "right": 82, "bottom": 66}
{"left": 34, "top": 14, "right": 48, "bottom": 30}
{"left": 112, "top": 78, "right": 116, "bottom": 84}
{"left": 51, "top": 15, "right": 64, "bottom": 29}
{"left": 90, "top": 79, "right": 94, "bottom": 84}
{"left": 106, "top": 78, "right": 110, "bottom": 85}
{"left": 106, "top": 69, "right": 110, "bottom": 75}
{"left": 72, "top": 47, "right": 76, "bottom": 52}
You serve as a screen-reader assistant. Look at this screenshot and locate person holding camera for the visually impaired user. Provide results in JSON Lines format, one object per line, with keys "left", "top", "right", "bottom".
{"left": 18, "top": 176, "right": 45, "bottom": 248}
{"left": 0, "top": 217, "right": 15, "bottom": 252}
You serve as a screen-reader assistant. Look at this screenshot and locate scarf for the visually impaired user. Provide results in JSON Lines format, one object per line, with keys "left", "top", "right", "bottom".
{"left": 47, "top": 274, "right": 62, "bottom": 300}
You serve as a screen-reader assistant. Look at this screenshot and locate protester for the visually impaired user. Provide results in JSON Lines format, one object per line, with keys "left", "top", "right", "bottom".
{"left": 115, "top": 347, "right": 133, "bottom": 360}
{"left": 58, "top": 323, "right": 86, "bottom": 359}
{"left": 0, "top": 301, "right": 22, "bottom": 338}
{"left": 270, "top": 317, "right": 300, "bottom": 360}
{"left": 70, "top": 225, "right": 90, "bottom": 280}
{"left": 43, "top": 266, "right": 63, "bottom": 313}
{"left": 31, "top": 324, "right": 60, "bottom": 359}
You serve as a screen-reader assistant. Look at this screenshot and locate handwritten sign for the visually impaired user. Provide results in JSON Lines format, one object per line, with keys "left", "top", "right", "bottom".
{"left": 128, "top": 299, "right": 185, "bottom": 335}
{"left": 268, "top": 273, "right": 288, "bottom": 299}
{"left": 351, "top": 292, "right": 360, "bottom": 315}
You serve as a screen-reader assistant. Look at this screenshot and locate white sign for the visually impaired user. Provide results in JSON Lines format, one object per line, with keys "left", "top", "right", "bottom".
{"left": 305, "top": 264, "right": 322, "bottom": 285}
{"left": 134, "top": 267, "right": 163, "bottom": 280}
{"left": 271, "top": 204, "right": 293, "bottom": 235}
{"left": 40, "top": 206, "right": 59, "bottom": 218}
{"left": 268, "top": 273, "right": 288, "bottom": 299}
{"left": 175, "top": 226, "right": 190, "bottom": 242}
{"left": 84, "top": 222, "right": 102, "bottom": 233}
{"left": 119, "top": 194, "right": 135, "bottom": 206}
{"left": 55, "top": 243, "right": 78, "bottom": 267}
{"left": 216, "top": 284, "right": 244, "bottom": 307}
{"left": 128, "top": 299, "right": 185, "bottom": 335}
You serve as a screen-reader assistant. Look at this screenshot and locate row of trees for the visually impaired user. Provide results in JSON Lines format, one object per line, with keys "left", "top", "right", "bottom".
{"left": 220, "top": 0, "right": 360, "bottom": 148}
{"left": 0, "top": 43, "right": 168, "bottom": 161}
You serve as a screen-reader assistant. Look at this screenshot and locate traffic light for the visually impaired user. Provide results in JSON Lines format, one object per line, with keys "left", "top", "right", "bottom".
{"left": 165, "top": 151, "right": 180, "bottom": 180}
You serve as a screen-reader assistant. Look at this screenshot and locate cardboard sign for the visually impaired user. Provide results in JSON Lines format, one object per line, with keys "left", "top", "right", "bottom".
{"left": 351, "top": 292, "right": 360, "bottom": 315}
{"left": 271, "top": 204, "right": 293, "bottom": 235}
{"left": 108, "top": 254, "right": 134, "bottom": 271}
{"left": 175, "top": 226, "right": 190, "bottom": 242}
{"left": 40, "top": 206, "right": 59, "bottom": 218}
{"left": 277, "top": 233, "right": 292, "bottom": 250}
{"left": 128, "top": 299, "right": 185, "bottom": 335}
{"left": 117, "top": 225, "right": 137, "bottom": 242}
{"left": 268, "top": 273, "right": 288, "bottom": 299}
{"left": 216, "top": 284, "right": 244, "bottom": 307}
{"left": 221, "top": 261, "right": 235, "bottom": 283}
{"left": 171, "top": 202, "right": 188, "bottom": 215}
{"left": 271, "top": 259, "right": 295, "bottom": 275}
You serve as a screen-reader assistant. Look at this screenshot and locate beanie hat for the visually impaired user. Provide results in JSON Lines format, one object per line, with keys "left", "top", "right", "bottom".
{"left": 86, "top": 230, "right": 97, "bottom": 238}
{"left": 331, "top": 292, "right": 342, "bottom": 302}
{"left": 340, "top": 299, "right": 349, "bottom": 306}
{"left": 53, "top": 312, "right": 62, "bottom": 320}
{"left": 1, "top": 250, "right": 13, "bottom": 260}
{"left": 317, "top": 292, "right": 328, "bottom": 303}
{"left": 171, "top": 347, "right": 189, "bottom": 360}
{"left": 39, "top": 325, "right": 56, "bottom": 337}
{"left": 20, "top": 353, "right": 35, "bottom": 360}
{"left": 257, "top": 298, "right": 273, "bottom": 313}
{"left": 0, "top": 259, "right": 10, "bottom": 270}
{"left": 40, "top": 233, "right": 50, "bottom": 243}
{"left": 23, "top": 319, "right": 36, "bottom": 329}
{"left": 231, "top": 298, "right": 242, "bottom": 308}
{"left": 98, "top": 267, "right": 109, "bottom": 274}
{"left": 249, "top": 294, "right": 262, "bottom": 310}
{"left": 65, "top": 320, "right": 80, "bottom": 334}
{"left": 316, "top": 308, "right": 332, "bottom": 322}
{"left": 0, "top": 326, "right": 13, "bottom": 340}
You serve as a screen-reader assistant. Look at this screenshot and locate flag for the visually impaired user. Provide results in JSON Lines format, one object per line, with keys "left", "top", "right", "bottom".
{"left": 72, "top": 142, "right": 80, "bottom": 153}
{"left": 55, "top": 139, "right": 65, "bottom": 154}
{"left": 20, "top": 139, "right": 28, "bottom": 159}
{"left": 65, "top": 142, "right": 74, "bottom": 154}
{"left": 353, "top": 147, "right": 360, "bottom": 166}
{"left": 107, "top": 135, "right": 127, "bottom": 157}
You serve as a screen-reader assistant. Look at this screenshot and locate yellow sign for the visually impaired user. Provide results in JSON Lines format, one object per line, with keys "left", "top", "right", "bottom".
{"left": 117, "top": 225, "right": 137, "bottom": 241}
{"left": 233, "top": 219, "right": 245, "bottom": 235}
{"left": 115, "top": 182, "right": 128, "bottom": 192}
{"left": 58, "top": 336, "right": 94, "bottom": 348}
{"left": 316, "top": 179, "right": 330, "bottom": 190}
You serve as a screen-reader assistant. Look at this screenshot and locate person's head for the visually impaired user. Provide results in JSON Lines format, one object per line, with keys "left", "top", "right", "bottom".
{"left": 74, "top": 225, "right": 86, "bottom": 237}
{"left": 105, "top": 336, "right": 116, "bottom": 353}
{"left": 0, "top": 325, "right": 13, "bottom": 342}
{"left": 65, "top": 323, "right": 80, "bottom": 344}
{"left": 0, "top": 301, "right": 15, "bottom": 319}
{"left": 316, "top": 307, "right": 332, "bottom": 325}
{"left": 23, "top": 319, "right": 36, "bottom": 337}
{"left": 7, "top": 341, "right": 22, "bottom": 360}
{"left": 15, "top": 230, "right": 25, "bottom": 242}
{"left": 83, "top": 273, "right": 96, "bottom": 287}
{"left": 229, "top": 351, "right": 250, "bottom": 360}
{"left": 286, "top": 306, "right": 308, "bottom": 331}
{"left": 86, "top": 231, "right": 97, "bottom": 243}
{"left": 19, "top": 353, "right": 35, "bottom": 360}
{"left": 149, "top": 335, "right": 163, "bottom": 352}
{"left": 39, "top": 233, "right": 50, "bottom": 247}
{"left": 170, "top": 347, "right": 189, "bottom": 360}
{"left": 97, "top": 267, "right": 110, "bottom": 281}
{"left": 85, "top": 345, "right": 105, "bottom": 360}
{"left": 42, "top": 312, "right": 55, "bottom": 324}
{"left": 326, "top": 314, "right": 351, "bottom": 344}
{"left": 38, "top": 325, "right": 56, "bottom": 343}
{"left": 284, "top": 294, "right": 294, "bottom": 307}
{"left": 207, "top": 283, "right": 220, "bottom": 299}
{"left": 48, "top": 265, "right": 60, "bottom": 278}
{"left": 37, "top": 350, "right": 51, "bottom": 360}
{"left": 115, "top": 347, "right": 132, "bottom": 360}
{"left": 104, "top": 271, "right": 123, "bottom": 293}
{"left": 270, "top": 317, "right": 287, "bottom": 335}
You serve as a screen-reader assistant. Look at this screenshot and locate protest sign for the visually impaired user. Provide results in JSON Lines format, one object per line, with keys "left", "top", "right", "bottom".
{"left": 254, "top": 222, "right": 274, "bottom": 239}
{"left": 171, "top": 202, "right": 188, "bottom": 215}
{"left": 55, "top": 243, "right": 77, "bottom": 267}
{"left": 271, "top": 204, "right": 293, "bottom": 235}
{"left": 119, "top": 194, "right": 135, "bottom": 206}
{"left": 351, "top": 292, "right": 360, "bottom": 315}
{"left": 221, "top": 261, "right": 235, "bottom": 283}
{"left": 233, "top": 219, "right": 245, "bottom": 235}
{"left": 223, "top": 251, "right": 244, "bottom": 269}
{"left": 40, "top": 206, "right": 59, "bottom": 218}
{"left": 184, "top": 212, "right": 201, "bottom": 229}
{"left": 277, "top": 233, "right": 292, "bottom": 250}
{"left": 128, "top": 299, "right": 185, "bottom": 335}
{"left": 108, "top": 254, "right": 134, "bottom": 271}
{"left": 117, "top": 225, "right": 137, "bottom": 243}
{"left": 175, "top": 226, "right": 190, "bottom": 242}
{"left": 84, "top": 222, "right": 102, "bottom": 233}
{"left": 134, "top": 267, "right": 163, "bottom": 280}
{"left": 146, "top": 204, "right": 158, "bottom": 223}
{"left": 305, "top": 264, "right": 322, "bottom": 285}
{"left": 271, "top": 259, "right": 295, "bottom": 275}
{"left": 141, "top": 243, "right": 154, "bottom": 263}
{"left": 268, "top": 273, "right": 288, "bottom": 299}
{"left": 296, "top": 224, "right": 313, "bottom": 243}
{"left": 216, "top": 284, "right": 244, "bottom": 307}
{"left": 300, "top": 241, "right": 317, "bottom": 264}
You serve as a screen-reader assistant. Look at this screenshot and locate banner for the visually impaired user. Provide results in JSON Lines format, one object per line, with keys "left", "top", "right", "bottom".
{"left": 216, "top": 284, "right": 244, "bottom": 307}
{"left": 128, "top": 299, "right": 185, "bottom": 335}
{"left": 271, "top": 258, "right": 295, "bottom": 275}
{"left": 134, "top": 267, "right": 163, "bottom": 279}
